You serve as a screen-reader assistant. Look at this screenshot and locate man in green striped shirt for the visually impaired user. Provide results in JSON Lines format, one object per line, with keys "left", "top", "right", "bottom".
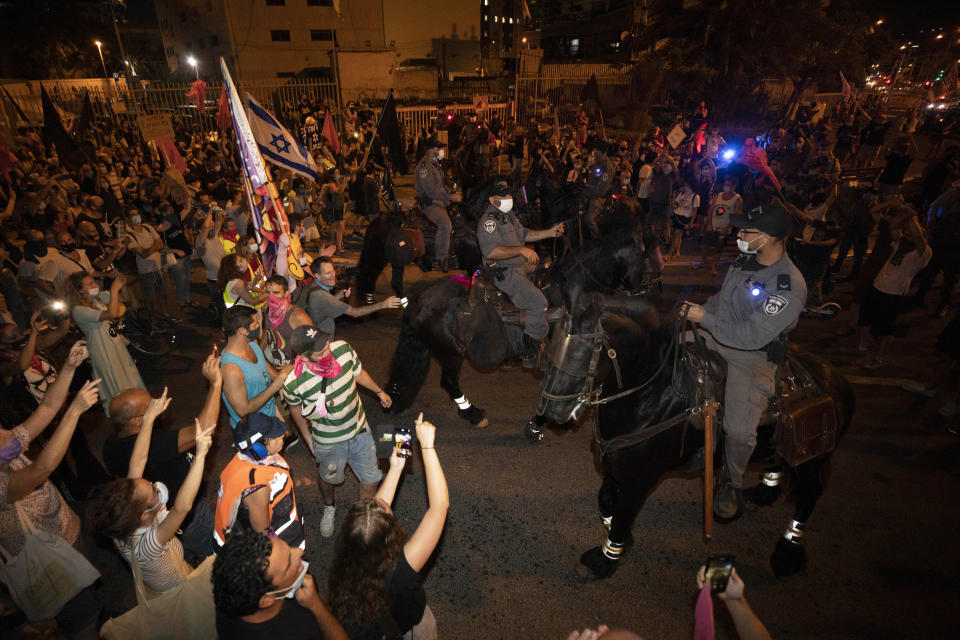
{"left": 284, "top": 325, "right": 393, "bottom": 537}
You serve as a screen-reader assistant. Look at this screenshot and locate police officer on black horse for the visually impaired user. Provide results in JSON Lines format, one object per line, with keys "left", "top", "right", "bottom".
{"left": 415, "top": 139, "right": 462, "bottom": 271}
{"left": 477, "top": 179, "right": 565, "bottom": 368}
{"left": 681, "top": 204, "right": 806, "bottom": 519}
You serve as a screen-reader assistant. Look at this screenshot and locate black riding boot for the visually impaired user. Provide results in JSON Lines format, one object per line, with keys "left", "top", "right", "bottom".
{"left": 520, "top": 334, "right": 541, "bottom": 369}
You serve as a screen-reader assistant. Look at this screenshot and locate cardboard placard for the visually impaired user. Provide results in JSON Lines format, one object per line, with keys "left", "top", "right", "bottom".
{"left": 667, "top": 124, "right": 686, "bottom": 149}
{"left": 137, "top": 114, "right": 174, "bottom": 141}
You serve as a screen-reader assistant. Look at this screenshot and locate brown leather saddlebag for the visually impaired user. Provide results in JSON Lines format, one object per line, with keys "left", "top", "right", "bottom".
{"left": 775, "top": 394, "right": 838, "bottom": 466}
{"left": 402, "top": 228, "right": 425, "bottom": 259}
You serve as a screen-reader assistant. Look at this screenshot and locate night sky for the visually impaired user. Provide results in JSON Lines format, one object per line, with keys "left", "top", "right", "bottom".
{"left": 866, "top": 0, "right": 958, "bottom": 39}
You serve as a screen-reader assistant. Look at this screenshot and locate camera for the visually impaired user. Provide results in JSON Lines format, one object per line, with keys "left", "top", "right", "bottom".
{"left": 373, "top": 423, "right": 417, "bottom": 458}
{"left": 41, "top": 299, "right": 69, "bottom": 325}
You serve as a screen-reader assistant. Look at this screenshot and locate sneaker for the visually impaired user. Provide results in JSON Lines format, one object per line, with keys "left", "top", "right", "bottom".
{"left": 901, "top": 382, "right": 937, "bottom": 398}
{"left": 320, "top": 503, "right": 336, "bottom": 538}
{"left": 938, "top": 401, "right": 958, "bottom": 418}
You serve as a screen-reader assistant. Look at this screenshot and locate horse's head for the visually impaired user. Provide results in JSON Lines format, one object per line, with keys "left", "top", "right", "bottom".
{"left": 538, "top": 294, "right": 660, "bottom": 425}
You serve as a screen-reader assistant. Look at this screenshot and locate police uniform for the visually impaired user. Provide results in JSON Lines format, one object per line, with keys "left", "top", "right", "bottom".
{"left": 584, "top": 152, "right": 613, "bottom": 236}
{"left": 477, "top": 204, "right": 549, "bottom": 342}
{"left": 696, "top": 207, "right": 806, "bottom": 508}
{"left": 414, "top": 151, "right": 454, "bottom": 264}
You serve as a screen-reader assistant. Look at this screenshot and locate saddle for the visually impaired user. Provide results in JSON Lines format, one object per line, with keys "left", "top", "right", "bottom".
{"left": 455, "top": 273, "right": 565, "bottom": 367}
{"left": 682, "top": 345, "right": 838, "bottom": 466}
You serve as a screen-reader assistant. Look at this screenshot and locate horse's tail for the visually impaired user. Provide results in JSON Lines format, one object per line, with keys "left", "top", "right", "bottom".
{"left": 386, "top": 309, "right": 432, "bottom": 414}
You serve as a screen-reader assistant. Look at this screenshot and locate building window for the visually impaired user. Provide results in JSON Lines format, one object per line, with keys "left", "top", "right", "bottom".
{"left": 266, "top": 0, "right": 285, "bottom": 5}
{"left": 307, "top": 0, "right": 332, "bottom": 5}
{"left": 493, "top": 16, "right": 498, "bottom": 22}
{"left": 198, "top": 38, "right": 206, "bottom": 49}
{"left": 276, "top": 71, "right": 296, "bottom": 78}
{"left": 166, "top": 46, "right": 175, "bottom": 56}
{"left": 271, "top": 29, "right": 291, "bottom": 41}
{"left": 483, "top": 15, "right": 487, "bottom": 21}
{"left": 210, "top": 35, "right": 219, "bottom": 46}
{"left": 310, "top": 29, "right": 334, "bottom": 41}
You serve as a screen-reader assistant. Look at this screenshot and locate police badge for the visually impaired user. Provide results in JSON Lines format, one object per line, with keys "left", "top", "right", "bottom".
{"left": 764, "top": 295, "right": 788, "bottom": 315}
{"left": 484, "top": 220, "right": 497, "bottom": 233}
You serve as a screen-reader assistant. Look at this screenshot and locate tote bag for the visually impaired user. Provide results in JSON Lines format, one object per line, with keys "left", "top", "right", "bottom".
{"left": 0, "top": 504, "right": 100, "bottom": 621}
{"left": 99, "top": 546, "right": 217, "bottom": 640}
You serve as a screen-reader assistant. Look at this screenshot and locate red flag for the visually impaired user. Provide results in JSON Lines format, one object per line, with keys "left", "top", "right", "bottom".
{"left": 321, "top": 109, "right": 340, "bottom": 155}
{"left": 157, "top": 137, "right": 188, "bottom": 174}
{"left": 186, "top": 80, "right": 207, "bottom": 111}
{"left": 217, "top": 84, "right": 231, "bottom": 130}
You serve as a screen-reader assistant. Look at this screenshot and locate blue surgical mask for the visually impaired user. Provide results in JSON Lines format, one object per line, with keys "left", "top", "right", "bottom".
{"left": 315, "top": 279, "right": 333, "bottom": 292}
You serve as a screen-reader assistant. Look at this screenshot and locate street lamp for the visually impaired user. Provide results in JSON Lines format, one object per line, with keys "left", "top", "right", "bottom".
{"left": 94, "top": 40, "right": 108, "bottom": 79}
{"left": 186, "top": 55, "right": 199, "bottom": 80}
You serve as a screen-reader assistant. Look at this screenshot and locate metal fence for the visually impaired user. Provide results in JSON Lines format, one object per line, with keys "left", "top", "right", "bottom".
{"left": 4, "top": 77, "right": 341, "bottom": 134}
{"left": 397, "top": 103, "right": 511, "bottom": 137}
{"left": 515, "top": 73, "right": 632, "bottom": 127}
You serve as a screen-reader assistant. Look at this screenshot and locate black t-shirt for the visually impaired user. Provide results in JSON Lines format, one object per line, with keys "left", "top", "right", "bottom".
{"left": 342, "top": 553, "right": 426, "bottom": 640}
{"left": 215, "top": 598, "right": 323, "bottom": 640}
{"left": 102, "top": 429, "right": 191, "bottom": 499}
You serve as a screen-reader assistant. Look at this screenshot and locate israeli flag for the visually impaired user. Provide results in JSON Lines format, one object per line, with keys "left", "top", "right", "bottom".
{"left": 245, "top": 93, "right": 318, "bottom": 180}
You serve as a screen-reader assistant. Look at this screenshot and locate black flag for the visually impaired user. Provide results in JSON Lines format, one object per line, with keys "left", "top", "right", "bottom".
{"left": 75, "top": 89, "right": 94, "bottom": 141}
{"left": 375, "top": 89, "right": 408, "bottom": 175}
{"left": 581, "top": 74, "right": 602, "bottom": 109}
{"left": 41, "top": 85, "right": 90, "bottom": 171}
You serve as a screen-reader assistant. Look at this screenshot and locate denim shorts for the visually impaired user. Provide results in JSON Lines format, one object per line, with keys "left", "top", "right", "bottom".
{"left": 314, "top": 427, "right": 383, "bottom": 485}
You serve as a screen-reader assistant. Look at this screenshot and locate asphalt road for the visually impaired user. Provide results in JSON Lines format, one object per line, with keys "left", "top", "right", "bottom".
{"left": 72, "top": 180, "right": 959, "bottom": 640}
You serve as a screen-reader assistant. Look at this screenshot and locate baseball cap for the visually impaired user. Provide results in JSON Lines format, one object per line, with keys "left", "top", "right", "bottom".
{"left": 289, "top": 325, "right": 332, "bottom": 356}
{"left": 729, "top": 204, "right": 793, "bottom": 239}
{"left": 243, "top": 413, "right": 288, "bottom": 441}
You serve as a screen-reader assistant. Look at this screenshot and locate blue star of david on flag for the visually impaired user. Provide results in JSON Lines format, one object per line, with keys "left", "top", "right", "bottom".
{"left": 270, "top": 134, "right": 291, "bottom": 155}
{"left": 245, "top": 93, "right": 318, "bottom": 180}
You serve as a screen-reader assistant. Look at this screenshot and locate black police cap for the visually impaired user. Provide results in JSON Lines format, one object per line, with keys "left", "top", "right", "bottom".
{"left": 729, "top": 203, "right": 792, "bottom": 239}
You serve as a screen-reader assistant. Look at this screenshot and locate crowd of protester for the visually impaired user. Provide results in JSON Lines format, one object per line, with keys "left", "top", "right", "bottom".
{"left": 0, "top": 81, "right": 957, "bottom": 639}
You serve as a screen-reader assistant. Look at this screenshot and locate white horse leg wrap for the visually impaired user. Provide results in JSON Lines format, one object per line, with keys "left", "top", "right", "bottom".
{"left": 783, "top": 519, "right": 806, "bottom": 542}
{"left": 453, "top": 395, "right": 471, "bottom": 410}
{"left": 602, "top": 515, "right": 613, "bottom": 530}
{"left": 400, "top": 297, "right": 409, "bottom": 309}
{"left": 762, "top": 471, "right": 783, "bottom": 487}
{"left": 602, "top": 537, "right": 625, "bottom": 560}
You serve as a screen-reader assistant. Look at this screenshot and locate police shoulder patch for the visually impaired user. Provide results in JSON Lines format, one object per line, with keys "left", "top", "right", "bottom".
{"left": 763, "top": 294, "right": 789, "bottom": 315}
{"left": 417, "top": 165, "right": 428, "bottom": 178}
{"left": 484, "top": 219, "right": 497, "bottom": 233}
{"left": 777, "top": 273, "right": 791, "bottom": 291}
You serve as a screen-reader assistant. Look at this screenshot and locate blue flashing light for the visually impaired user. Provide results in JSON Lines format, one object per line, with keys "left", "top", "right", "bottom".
{"left": 722, "top": 149, "right": 736, "bottom": 161}
{"left": 750, "top": 287, "right": 762, "bottom": 297}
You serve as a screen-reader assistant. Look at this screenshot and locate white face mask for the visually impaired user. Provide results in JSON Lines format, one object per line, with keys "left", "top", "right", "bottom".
{"left": 496, "top": 197, "right": 514, "bottom": 213}
{"left": 266, "top": 560, "right": 309, "bottom": 599}
{"left": 248, "top": 244, "right": 258, "bottom": 254}
{"left": 436, "top": 149, "right": 445, "bottom": 160}
{"left": 737, "top": 235, "right": 766, "bottom": 255}
{"left": 87, "top": 287, "right": 100, "bottom": 297}
{"left": 663, "top": 166, "right": 673, "bottom": 175}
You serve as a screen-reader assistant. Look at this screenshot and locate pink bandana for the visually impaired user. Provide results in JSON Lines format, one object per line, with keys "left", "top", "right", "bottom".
{"left": 293, "top": 353, "right": 342, "bottom": 379}
{"left": 267, "top": 293, "right": 291, "bottom": 329}
{"left": 693, "top": 584, "right": 715, "bottom": 640}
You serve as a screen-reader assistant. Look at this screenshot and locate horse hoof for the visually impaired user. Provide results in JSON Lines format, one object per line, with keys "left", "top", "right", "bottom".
{"left": 743, "top": 483, "right": 780, "bottom": 507}
{"left": 771, "top": 537, "right": 807, "bottom": 577}
{"left": 458, "top": 405, "right": 488, "bottom": 427}
{"left": 524, "top": 421, "right": 544, "bottom": 442}
{"left": 578, "top": 547, "right": 618, "bottom": 580}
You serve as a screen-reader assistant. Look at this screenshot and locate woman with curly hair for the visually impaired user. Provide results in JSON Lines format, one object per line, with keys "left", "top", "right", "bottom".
{"left": 62, "top": 271, "right": 143, "bottom": 412}
{"left": 88, "top": 389, "right": 214, "bottom": 595}
{"left": 327, "top": 413, "right": 448, "bottom": 639}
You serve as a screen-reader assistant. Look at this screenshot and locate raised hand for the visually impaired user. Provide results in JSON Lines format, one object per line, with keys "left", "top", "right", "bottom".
{"left": 65, "top": 340, "right": 89, "bottom": 367}
{"left": 414, "top": 412, "right": 435, "bottom": 450}
{"left": 194, "top": 418, "right": 214, "bottom": 457}
{"left": 144, "top": 386, "right": 172, "bottom": 422}
{"left": 69, "top": 378, "right": 101, "bottom": 413}
{"left": 201, "top": 354, "right": 222, "bottom": 384}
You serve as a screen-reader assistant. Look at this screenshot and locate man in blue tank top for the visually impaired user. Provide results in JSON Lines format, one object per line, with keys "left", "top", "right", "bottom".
{"left": 221, "top": 307, "right": 293, "bottom": 431}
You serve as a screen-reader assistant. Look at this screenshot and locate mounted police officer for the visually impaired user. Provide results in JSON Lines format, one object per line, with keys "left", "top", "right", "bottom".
{"left": 681, "top": 204, "right": 806, "bottom": 519}
{"left": 583, "top": 140, "right": 614, "bottom": 237}
{"left": 477, "top": 179, "right": 565, "bottom": 367}
{"left": 415, "top": 139, "right": 462, "bottom": 271}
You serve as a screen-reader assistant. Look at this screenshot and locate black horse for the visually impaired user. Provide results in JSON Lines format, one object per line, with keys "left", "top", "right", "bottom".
{"left": 353, "top": 177, "right": 506, "bottom": 304}
{"left": 537, "top": 294, "right": 855, "bottom": 579}
{"left": 385, "top": 198, "right": 659, "bottom": 428}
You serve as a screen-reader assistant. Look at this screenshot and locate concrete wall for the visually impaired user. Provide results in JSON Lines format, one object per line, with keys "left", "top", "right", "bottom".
{"left": 338, "top": 50, "right": 397, "bottom": 101}
{"left": 384, "top": 0, "right": 479, "bottom": 61}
